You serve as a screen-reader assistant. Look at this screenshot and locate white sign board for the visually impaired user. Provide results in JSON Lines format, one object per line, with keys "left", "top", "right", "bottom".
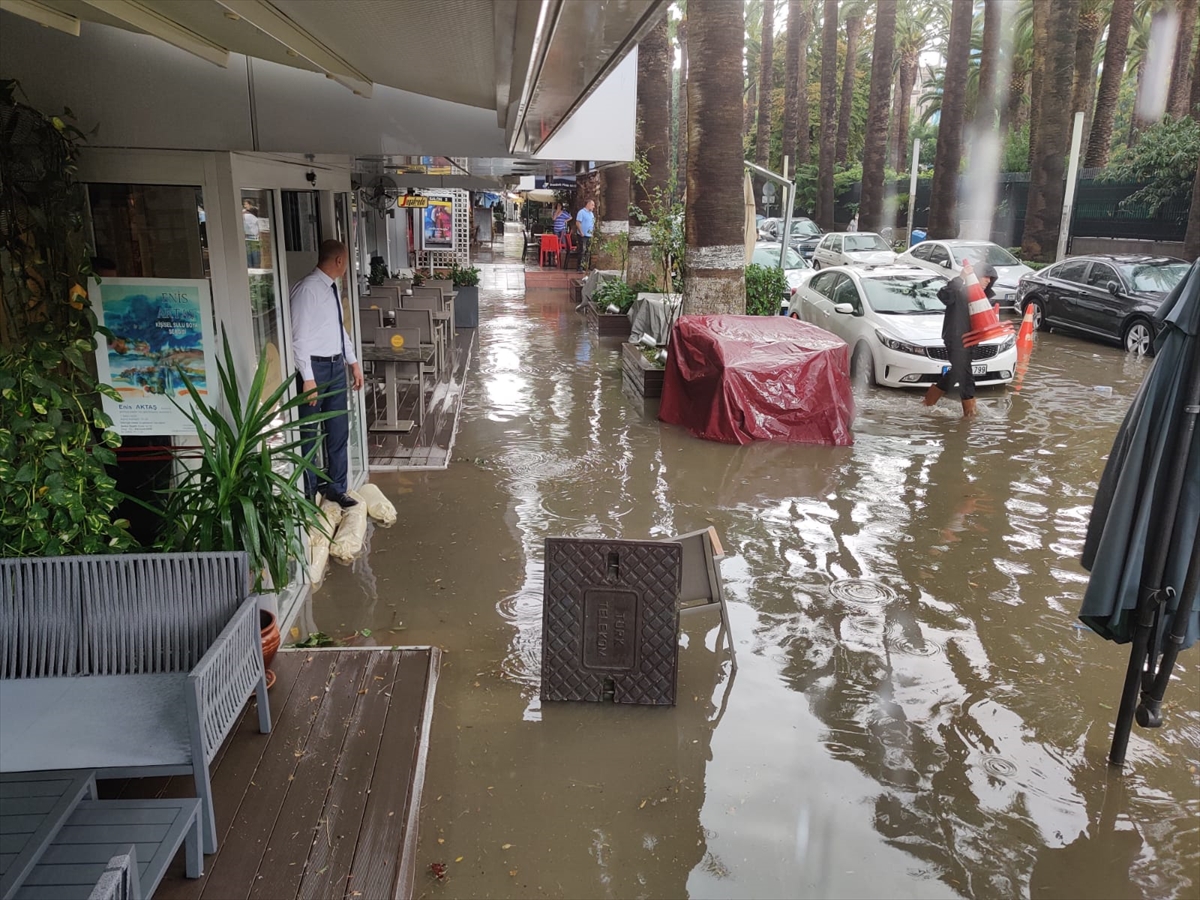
{"left": 91, "top": 277, "right": 218, "bottom": 436}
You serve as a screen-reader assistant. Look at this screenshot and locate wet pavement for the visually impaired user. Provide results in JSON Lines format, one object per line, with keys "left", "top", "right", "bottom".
{"left": 300, "top": 255, "right": 1199, "bottom": 900}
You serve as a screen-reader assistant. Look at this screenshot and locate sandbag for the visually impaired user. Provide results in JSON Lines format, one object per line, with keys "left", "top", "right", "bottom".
{"left": 319, "top": 498, "right": 344, "bottom": 532}
{"left": 357, "top": 482, "right": 397, "bottom": 526}
{"left": 330, "top": 491, "right": 368, "bottom": 562}
{"left": 308, "top": 538, "right": 330, "bottom": 586}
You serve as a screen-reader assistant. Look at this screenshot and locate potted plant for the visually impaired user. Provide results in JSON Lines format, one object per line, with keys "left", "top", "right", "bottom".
{"left": 587, "top": 279, "right": 637, "bottom": 338}
{"left": 149, "top": 331, "right": 337, "bottom": 684}
{"left": 449, "top": 262, "right": 481, "bottom": 328}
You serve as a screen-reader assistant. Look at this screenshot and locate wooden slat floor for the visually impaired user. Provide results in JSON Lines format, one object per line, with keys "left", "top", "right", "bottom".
{"left": 99, "top": 648, "right": 439, "bottom": 900}
{"left": 366, "top": 329, "right": 475, "bottom": 469}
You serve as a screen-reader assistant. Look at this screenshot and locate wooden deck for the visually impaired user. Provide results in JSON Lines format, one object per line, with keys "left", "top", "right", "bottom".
{"left": 100, "top": 648, "right": 439, "bottom": 900}
{"left": 366, "top": 329, "right": 475, "bottom": 469}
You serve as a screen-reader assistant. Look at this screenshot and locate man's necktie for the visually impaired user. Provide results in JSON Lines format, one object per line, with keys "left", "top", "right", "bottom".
{"left": 332, "top": 282, "right": 346, "bottom": 359}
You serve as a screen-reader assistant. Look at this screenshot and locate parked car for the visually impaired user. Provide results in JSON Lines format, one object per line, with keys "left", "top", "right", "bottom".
{"left": 758, "top": 216, "right": 824, "bottom": 259}
{"left": 752, "top": 241, "right": 813, "bottom": 313}
{"left": 812, "top": 232, "right": 897, "bottom": 269}
{"left": 1015, "top": 254, "right": 1189, "bottom": 355}
{"left": 896, "top": 240, "right": 1034, "bottom": 312}
{"left": 793, "top": 265, "right": 1017, "bottom": 389}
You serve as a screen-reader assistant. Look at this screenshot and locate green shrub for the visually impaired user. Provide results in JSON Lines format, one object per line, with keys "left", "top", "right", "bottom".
{"left": 449, "top": 263, "right": 480, "bottom": 287}
{"left": 593, "top": 279, "right": 638, "bottom": 313}
{"left": 745, "top": 264, "right": 787, "bottom": 316}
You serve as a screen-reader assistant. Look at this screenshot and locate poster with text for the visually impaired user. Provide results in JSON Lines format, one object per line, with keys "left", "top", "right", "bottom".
{"left": 422, "top": 199, "right": 454, "bottom": 249}
{"left": 92, "top": 278, "right": 218, "bottom": 436}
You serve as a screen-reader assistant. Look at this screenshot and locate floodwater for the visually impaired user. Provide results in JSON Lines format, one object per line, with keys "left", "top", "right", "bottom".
{"left": 299, "top": 259, "right": 1200, "bottom": 900}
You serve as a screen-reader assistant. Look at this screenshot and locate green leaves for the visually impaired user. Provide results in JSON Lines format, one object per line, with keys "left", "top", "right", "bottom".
{"left": 1102, "top": 115, "right": 1200, "bottom": 224}
{"left": 154, "top": 330, "right": 337, "bottom": 593}
{"left": 745, "top": 263, "right": 788, "bottom": 316}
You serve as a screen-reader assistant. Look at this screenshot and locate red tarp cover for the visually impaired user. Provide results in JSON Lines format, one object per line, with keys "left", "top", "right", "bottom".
{"left": 659, "top": 315, "right": 855, "bottom": 446}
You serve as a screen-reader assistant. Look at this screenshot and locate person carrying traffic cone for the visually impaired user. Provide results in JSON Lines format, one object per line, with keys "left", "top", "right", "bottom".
{"left": 923, "top": 260, "right": 1000, "bottom": 417}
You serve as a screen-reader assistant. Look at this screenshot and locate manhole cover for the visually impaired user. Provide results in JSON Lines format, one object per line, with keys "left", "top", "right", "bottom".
{"left": 541, "top": 538, "right": 682, "bottom": 705}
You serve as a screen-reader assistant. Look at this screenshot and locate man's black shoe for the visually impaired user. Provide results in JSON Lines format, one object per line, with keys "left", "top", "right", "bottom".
{"left": 326, "top": 491, "right": 358, "bottom": 509}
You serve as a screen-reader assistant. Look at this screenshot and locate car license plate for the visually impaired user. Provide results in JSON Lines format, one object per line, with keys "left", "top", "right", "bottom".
{"left": 972, "top": 364, "right": 986, "bottom": 376}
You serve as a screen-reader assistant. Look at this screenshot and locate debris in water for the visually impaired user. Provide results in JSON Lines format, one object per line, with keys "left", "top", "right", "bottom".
{"left": 430, "top": 862, "right": 447, "bottom": 880}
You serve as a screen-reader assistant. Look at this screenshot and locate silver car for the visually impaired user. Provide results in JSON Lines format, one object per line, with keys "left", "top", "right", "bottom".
{"left": 896, "top": 240, "right": 1034, "bottom": 312}
{"left": 812, "top": 232, "right": 897, "bottom": 269}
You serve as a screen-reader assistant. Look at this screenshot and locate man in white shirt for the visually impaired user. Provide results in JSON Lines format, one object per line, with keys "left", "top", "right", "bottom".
{"left": 291, "top": 240, "right": 364, "bottom": 508}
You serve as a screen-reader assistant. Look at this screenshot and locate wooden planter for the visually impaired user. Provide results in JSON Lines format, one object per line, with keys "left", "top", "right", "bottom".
{"left": 584, "top": 301, "right": 633, "bottom": 339}
{"left": 621, "top": 342, "right": 666, "bottom": 399}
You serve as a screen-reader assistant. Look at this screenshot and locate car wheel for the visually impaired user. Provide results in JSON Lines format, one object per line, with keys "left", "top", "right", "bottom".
{"left": 1122, "top": 318, "right": 1154, "bottom": 356}
{"left": 1026, "top": 297, "right": 1048, "bottom": 332}
{"left": 850, "top": 343, "right": 876, "bottom": 388}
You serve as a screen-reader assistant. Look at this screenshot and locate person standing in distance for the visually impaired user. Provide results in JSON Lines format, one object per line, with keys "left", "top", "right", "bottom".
{"left": 575, "top": 199, "right": 595, "bottom": 271}
{"left": 291, "top": 239, "right": 363, "bottom": 508}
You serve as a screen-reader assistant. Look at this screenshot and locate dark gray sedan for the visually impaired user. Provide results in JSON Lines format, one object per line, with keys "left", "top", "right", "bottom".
{"left": 1015, "top": 254, "right": 1189, "bottom": 355}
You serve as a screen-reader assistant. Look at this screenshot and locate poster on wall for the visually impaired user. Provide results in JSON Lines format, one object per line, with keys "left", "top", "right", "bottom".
{"left": 421, "top": 198, "right": 454, "bottom": 249}
{"left": 91, "top": 277, "right": 218, "bottom": 436}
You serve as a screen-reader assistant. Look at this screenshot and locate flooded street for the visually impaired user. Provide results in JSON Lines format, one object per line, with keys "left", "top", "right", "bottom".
{"left": 302, "top": 262, "right": 1199, "bottom": 900}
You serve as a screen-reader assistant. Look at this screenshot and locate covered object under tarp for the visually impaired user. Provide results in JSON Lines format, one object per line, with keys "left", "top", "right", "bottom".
{"left": 659, "top": 315, "right": 855, "bottom": 446}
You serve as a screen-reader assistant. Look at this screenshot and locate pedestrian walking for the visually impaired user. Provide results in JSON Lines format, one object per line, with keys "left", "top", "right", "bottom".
{"left": 291, "top": 239, "right": 363, "bottom": 508}
{"left": 575, "top": 199, "right": 595, "bottom": 271}
{"left": 923, "top": 262, "right": 999, "bottom": 418}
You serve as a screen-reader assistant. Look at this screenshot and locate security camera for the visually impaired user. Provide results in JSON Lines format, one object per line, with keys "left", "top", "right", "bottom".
{"left": 305, "top": 171, "right": 317, "bottom": 186}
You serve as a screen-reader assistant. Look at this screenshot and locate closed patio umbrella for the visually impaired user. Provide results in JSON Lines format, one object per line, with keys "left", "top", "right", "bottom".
{"left": 744, "top": 171, "right": 756, "bottom": 264}
{"left": 1080, "top": 260, "right": 1200, "bottom": 766}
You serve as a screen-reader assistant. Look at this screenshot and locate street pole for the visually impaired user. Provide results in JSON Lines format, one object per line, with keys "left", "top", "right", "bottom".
{"left": 906, "top": 138, "right": 921, "bottom": 247}
{"left": 1056, "top": 111, "right": 1085, "bottom": 262}
{"left": 779, "top": 155, "right": 793, "bottom": 271}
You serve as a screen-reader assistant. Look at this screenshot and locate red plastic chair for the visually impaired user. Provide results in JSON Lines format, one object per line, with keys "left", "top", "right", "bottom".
{"left": 539, "top": 233, "right": 561, "bottom": 267}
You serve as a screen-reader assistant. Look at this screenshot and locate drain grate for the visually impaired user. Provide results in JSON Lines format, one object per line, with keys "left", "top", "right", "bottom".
{"left": 541, "top": 538, "right": 682, "bottom": 705}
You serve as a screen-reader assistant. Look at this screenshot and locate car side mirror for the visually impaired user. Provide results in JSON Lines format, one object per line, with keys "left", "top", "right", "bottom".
{"left": 834, "top": 303, "right": 855, "bottom": 315}
{"left": 941, "top": 259, "right": 951, "bottom": 269}
{"left": 1107, "top": 280, "right": 1120, "bottom": 295}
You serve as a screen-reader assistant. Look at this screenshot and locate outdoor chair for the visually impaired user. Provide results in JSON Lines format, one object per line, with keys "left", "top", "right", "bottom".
{"left": 402, "top": 294, "right": 449, "bottom": 375}
{"left": 372, "top": 326, "right": 426, "bottom": 427}
{"left": 359, "top": 307, "right": 383, "bottom": 344}
{"left": 0, "top": 551, "right": 270, "bottom": 856}
{"left": 391, "top": 307, "right": 440, "bottom": 380}
{"left": 560, "top": 230, "right": 581, "bottom": 270}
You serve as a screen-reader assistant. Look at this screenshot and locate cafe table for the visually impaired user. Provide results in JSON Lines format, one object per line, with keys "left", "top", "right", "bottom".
{"left": 362, "top": 344, "right": 435, "bottom": 432}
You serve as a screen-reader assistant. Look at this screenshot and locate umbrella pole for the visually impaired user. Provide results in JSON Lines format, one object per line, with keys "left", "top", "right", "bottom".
{"left": 1109, "top": 336, "right": 1200, "bottom": 766}
{"left": 1136, "top": 529, "right": 1200, "bottom": 728}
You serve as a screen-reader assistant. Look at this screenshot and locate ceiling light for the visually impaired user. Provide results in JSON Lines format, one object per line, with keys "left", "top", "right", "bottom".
{"left": 223, "top": 10, "right": 239, "bottom": 19}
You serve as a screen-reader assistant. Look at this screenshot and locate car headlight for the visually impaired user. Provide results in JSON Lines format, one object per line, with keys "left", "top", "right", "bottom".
{"left": 875, "top": 330, "right": 928, "bottom": 356}
{"left": 997, "top": 335, "right": 1015, "bottom": 353}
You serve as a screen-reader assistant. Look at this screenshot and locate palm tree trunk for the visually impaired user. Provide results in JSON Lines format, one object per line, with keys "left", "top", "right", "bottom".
{"left": 1027, "top": 0, "right": 1050, "bottom": 171}
{"left": 976, "top": 0, "right": 1001, "bottom": 130}
{"left": 1191, "top": 29, "right": 1200, "bottom": 121}
{"left": 893, "top": 51, "right": 918, "bottom": 170}
{"left": 745, "top": 79, "right": 758, "bottom": 139}
{"left": 781, "top": 0, "right": 804, "bottom": 172}
{"left": 1021, "top": 0, "right": 1081, "bottom": 261}
{"left": 860, "top": 1, "right": 897, "bottom": 233}
{"left": 816, "top": 0, "right": 839, "bottom": 229}
{"left": 675, "top": 14, "right": 689, "bottom": 205}
{"left": 835, "top": 12, "right": 863, "bottom": 165}
{"left": 595, "top": 165, "right": 630, "bottom": 271}
{"left": 1167, "top": 0, "right": 1198, "bottom": 118}
{"left": 1002, "top": 58, "right": 1028, "bottom": 134}
{"left": 927, "top": 0, "right": 972, "bottom": 238}
{"left": 755, "top": 0, "right": 777, "bottom": 209}
{"left": 684, "top": 0, "right": 746, "bottom": 314}
{"left": 1129, "top": 55, "right": 1147, "bottom": 145}
{"left": 1071, "top": 4, "right": 1103, "bottom": 154}
{"left": 797, "top": 1, "right": 813, "bottom": 165}
{"left": 629, "top": 20, "right": 671, "bottom": 286}
{"left": 1084, "top": 0, "right": 1133, "bottom": 168}
{"left": 1185, "top": 157, "right": 1200, "bottom": 259}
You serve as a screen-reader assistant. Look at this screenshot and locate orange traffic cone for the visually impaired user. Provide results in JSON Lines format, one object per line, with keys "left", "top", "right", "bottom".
{"left": 1011, "top": 303, "right": 1036, "bottom": 392}
{"left": 961, "top": 258, "right": 1014, "bottom": 348}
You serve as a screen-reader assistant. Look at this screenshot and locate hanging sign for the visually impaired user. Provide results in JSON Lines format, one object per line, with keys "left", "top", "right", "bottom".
{"left": 397, "top": 195, "right": 429, "bottom": 208}
{"left": 91, "top": 277, "right": 218, "bottom": 436}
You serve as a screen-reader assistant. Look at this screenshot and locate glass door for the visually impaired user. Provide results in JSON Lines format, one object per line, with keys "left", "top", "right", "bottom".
{"left": 335, "top": 191, "right": 367, "bottom": 483}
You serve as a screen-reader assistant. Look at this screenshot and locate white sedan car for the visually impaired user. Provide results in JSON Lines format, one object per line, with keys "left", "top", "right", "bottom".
{"left": 895, "top": 239, "right": 1034, "bottom": 312}
{"left": 812, "top": 231, "right": 897, "bottom": 269}
{"left": 793, "top": 265, "right": 1018, "bottom": 389}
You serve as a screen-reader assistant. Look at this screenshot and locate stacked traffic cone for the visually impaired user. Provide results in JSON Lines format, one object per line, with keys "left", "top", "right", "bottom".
{"left": 1011, "top": 303, "right": 1036, "bottom": 392}
{"left": 961, "top": 258, "right": 1014, "bottom": 348}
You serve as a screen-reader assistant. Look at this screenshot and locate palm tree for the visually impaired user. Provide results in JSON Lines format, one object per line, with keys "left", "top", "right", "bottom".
{"left": 927, "top": 0, "right": 972, "bottom": 238}
{"left": 781, "top": 0, "right": 806, "bottom": 170}
{"left": 891, "top": 0, "right": 945, "bottom": 170}
{"left": 975, "top": 0, "right": 1002, "bottom": 130}
{"left": 1022, "top": 0, "right": 1082, "bottom": 261}
{"left": 744, "top": 0, "right": 763, "bottom": 138}
{"left": 1027, "top": 0, "right": 1051, "bottom": 170}
{"left": 684, "top": 0, "right": 746, "bottom": 314}
{"left": 674, "top": 6, "right": 689, "bottom": 205}
{"left": 1001, "top": 0, "right": 1035, "bottom": 136}
{"left": 1071, "top": 0, "right": 1107, "bottom": 153}
{"left": 797, "top": 0, "right": 815, "bottom": 165}
{"left": 835, "top": 2, "right": 867, "bottom": 165}
{"left": 1085, "top": 0, "right": 1134, "bottom": 167}
{"left": 860, "top": 1, "right": 898, "bottom": 233}
{"left": 1190, "top": 28, "right": 1200, "bottom": 120}
{"left": 1167, "top": 0, "right": 1198, "bottom": 117}
{"left": 816, "top": 0, "right": 839, "bottom": 228}
{"left": 629, "top": 19, "right": 671, "bottom": 285}
{"left": 1185, "top": 159, "right": 1200, "bottom": 258}
{"left": 755, "top": 0, "right": 777, "bottom": 207}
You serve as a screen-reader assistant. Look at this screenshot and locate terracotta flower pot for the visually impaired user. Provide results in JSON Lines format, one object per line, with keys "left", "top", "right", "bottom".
{"left": 260, "top": 609, "right": 280, "bottom": 689}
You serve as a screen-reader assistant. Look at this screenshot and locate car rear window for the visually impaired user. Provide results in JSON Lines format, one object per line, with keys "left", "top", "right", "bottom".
{"left": 861, "top": 274, "right": 948, "bottom": 314}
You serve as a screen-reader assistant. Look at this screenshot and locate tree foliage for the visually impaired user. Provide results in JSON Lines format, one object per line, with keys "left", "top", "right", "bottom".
{"left": 1102, "top": 115, "right": 1200, "bottom": 222}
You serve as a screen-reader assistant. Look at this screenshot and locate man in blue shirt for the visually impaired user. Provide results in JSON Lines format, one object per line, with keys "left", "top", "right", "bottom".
{"left": 575, "top": 200, "right": 595, "bottom": 271}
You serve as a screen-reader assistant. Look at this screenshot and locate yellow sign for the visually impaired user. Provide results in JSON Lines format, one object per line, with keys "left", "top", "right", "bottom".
{"left": 389, "top": 334, "right": 405, "bottom": 349}
{"left": 397, "top": 195, "right": 429, "bottom": 208}
{"left": 396, "top": 165, "right": 426, "bottom": 175}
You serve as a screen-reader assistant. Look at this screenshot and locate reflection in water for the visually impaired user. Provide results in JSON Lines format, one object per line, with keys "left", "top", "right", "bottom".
{"left": 305, "top": 253, "right": 1198, "bottom": 900}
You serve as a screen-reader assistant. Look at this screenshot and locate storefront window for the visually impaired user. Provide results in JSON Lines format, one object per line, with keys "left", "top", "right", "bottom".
{"left": 242, "top": 189, "right": 283, "bottom": 399}
{"left": 88, "top": 183, "right": 207, "bottom": 278}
